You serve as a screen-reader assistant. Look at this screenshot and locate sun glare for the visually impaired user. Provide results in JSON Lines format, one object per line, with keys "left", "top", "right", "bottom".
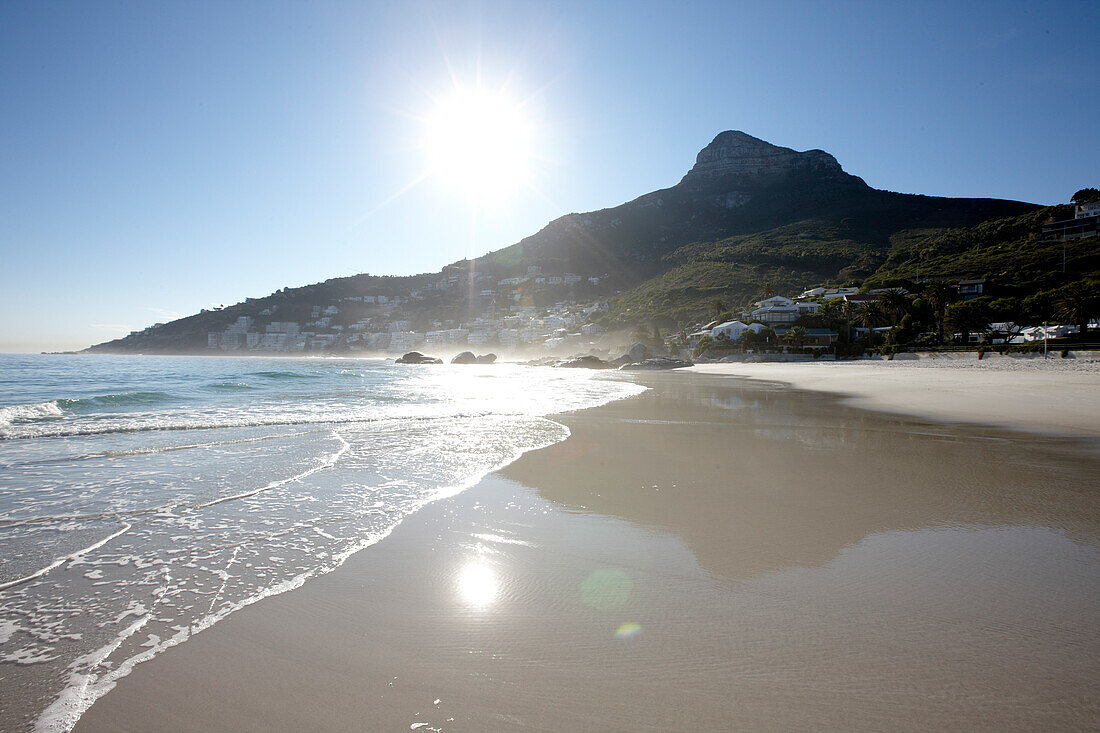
{"left": 425, "top": 89, "right": 532, "bottom": 202}
{"left": 457, "top": 561, "right": 498, "bottom": 608}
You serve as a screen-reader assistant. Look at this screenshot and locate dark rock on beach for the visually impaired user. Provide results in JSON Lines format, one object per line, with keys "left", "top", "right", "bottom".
{"left": 395, "top": 352, "right": 442, "bottom": 364}
{"left": 557, "top": 355, "right": 611, "bottom": 369}
{"left": 475, "top": 353, "right": 497, "bottom": 364}
{"left": 618, "top": 357, "right": 694, "bottom": 371}
{"left": 450, "top": 351, "right": 477, "bottom": 364}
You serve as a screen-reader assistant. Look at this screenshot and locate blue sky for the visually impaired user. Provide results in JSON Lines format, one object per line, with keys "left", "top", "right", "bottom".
{"left": 2, "top": 0, "right": 1097, "bottom": 351}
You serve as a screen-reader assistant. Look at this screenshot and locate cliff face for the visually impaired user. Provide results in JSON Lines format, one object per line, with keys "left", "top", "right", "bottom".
{"left": 679, "top": 131, "right": 865, "bottom": 189}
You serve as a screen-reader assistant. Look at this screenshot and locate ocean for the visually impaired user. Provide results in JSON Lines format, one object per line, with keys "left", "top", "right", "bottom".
{"left": 0, "top": 354, "right": 645, "bottom": 731}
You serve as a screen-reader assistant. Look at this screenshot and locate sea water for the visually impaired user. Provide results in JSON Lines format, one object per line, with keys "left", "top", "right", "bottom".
{"left": 0, "top": 354, "right": 644, "bottom": 731}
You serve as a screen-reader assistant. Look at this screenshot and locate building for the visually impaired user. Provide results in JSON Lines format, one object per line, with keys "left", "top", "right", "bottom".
{"left": 388, "top": 331, "right": 424, "bottom": 352}
{"left": 957, "top": 279, "right": 985, "bottom": 300}
{"left": 266, "top": 321, "right": 300, "bottom": 335}
{"left": 711, "top": 320, "right": 766, "bottom": 342}
{"left": 1076, "top": 202, "right": 1100, "bottom": 219}
{"left": 773, "top": 326, "right": 839, "bottom": 349}
{"left": 742, "top": 296, "right": 800, "bottom": 325}
{"left": 1042, "top": 207, "right": 1099, "bottom": 240}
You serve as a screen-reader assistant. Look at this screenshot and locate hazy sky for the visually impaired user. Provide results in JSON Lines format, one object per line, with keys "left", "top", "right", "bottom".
{"left": 2, "top": 0, "right": 1097, "bottom": 351}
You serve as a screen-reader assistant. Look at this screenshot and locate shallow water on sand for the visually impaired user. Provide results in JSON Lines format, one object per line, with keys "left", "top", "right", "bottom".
{"left": 0, "top": 354, "right": 643, "bottom": 731}
{"left": 70, "top": 372, "right": 1100, "bottom": 733}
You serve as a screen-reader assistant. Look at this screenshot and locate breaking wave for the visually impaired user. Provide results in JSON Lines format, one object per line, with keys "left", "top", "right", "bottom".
{"left": 0, "top": 402, "right": 64, "bottom": 427}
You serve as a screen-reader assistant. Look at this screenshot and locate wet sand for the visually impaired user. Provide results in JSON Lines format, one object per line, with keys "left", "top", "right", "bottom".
{"left": 75, "top": 373, "right": 1100, "bottom": 732}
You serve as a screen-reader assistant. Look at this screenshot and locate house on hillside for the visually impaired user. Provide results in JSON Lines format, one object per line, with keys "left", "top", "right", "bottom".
{"left": 774, "top": 326, "right": 838, "bottom": 349}
{"left": 957, "top": 279, "right": 985, "bottom": 301}
{"left": 686, "top": 329, "right": 713, "bottom": 349}
{"left": 711, "top": 320, "right": 767, "bottom": 342}
{"left": 742, "top": 296, "right": 821, "bottom": 325}
{"left": 818, "top": 287, "right": 860, "bottom": 300}
{"left": 1042, "top": 206, "right": 1099, "bottom": 240}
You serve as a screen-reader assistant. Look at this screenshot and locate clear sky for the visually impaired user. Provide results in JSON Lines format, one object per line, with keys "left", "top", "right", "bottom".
{"left": 2, "top": 0, "right": 1097, "bottom": 352}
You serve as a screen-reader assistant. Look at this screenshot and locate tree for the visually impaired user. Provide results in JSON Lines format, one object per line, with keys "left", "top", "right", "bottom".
{"left": 1071, "top": 188, "right": 1100, "bottom": 204}
{"left": 1054, "top": 282, "right": 1099, "bottom": 338}
{"left": 785, "top": 325, "right": 808, "bottom": 350}
{"left": 711, "top": 299, "right": 726, "bottom": 321}
{"left": 853, "top": 302, "right": 886, "bottom": 344}
{"left": 945, "top": 301, "right": 989, "bottom": 344}
{"left": 923, "top": 282, "right": 959, "bottom": 343}
{"left": 759, "top": 280, "right": 776, "bottom": 299}
{"left": 740, "top": 327, "right": 765, "bottom": 351}
{"left": 879, "top": 289, "right": 913, "bottom": 326}
{"left": 693, "top": 335, "right": 713, "bottom": 357}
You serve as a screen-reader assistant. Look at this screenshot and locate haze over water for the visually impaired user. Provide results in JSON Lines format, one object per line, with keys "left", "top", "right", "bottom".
{"left": 0, "top": 354, "right": 643, "bottom": 731}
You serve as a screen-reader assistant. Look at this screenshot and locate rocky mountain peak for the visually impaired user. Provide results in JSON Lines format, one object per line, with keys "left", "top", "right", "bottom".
{"left": 679, "top": 130, "right": 860, "bottom": 188}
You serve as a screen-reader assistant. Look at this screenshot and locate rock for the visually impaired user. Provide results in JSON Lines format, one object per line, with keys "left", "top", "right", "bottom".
{"left": 618, "top": 357, "right": 694, "bottom": 371}
{"left": 679, "top": 130, "right": 860, "bottom": 188}
{"left": 450, "top": 351, "right": 477, "bottom": 364}
{"left": 522, "top": 357, "right": 561, "bottom": 367}
{"left": 557, "top": 355, "right": 611, "bottom": 369}
{"left": 625, "top": 342, "right": 651, "bottom": 361}
{"left": 395, "top": 351, "right": 442, "bottom": 364}
{"left": 475, "top": 353, "right": 497, "bottom": 364}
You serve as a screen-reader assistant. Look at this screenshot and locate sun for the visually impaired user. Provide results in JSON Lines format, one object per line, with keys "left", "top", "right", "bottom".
{"left": 424, "top": 88, "right": 532, "bottom": 203}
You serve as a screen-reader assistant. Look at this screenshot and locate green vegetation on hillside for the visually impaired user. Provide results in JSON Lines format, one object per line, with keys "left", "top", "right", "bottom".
{"left": 605, "top": 204, "right": 1098, "bottom": 332}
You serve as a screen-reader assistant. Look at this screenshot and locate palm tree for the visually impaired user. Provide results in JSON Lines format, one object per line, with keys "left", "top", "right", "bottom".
{"left": 923, "top": 282, "right": 959, "bottom": 343}
{"left": 853, "top": 302, "right": 886, "bottom": 344}
{"left": 759, "top": 280, "right": 776, "bottom": 299}
{"left": 785, "top": 325, "right": 808, "bottom": 350}
{"left": 1054, "top": 283, "right": 1099, "bottom": 338}
{"left": 945, "top": 302, "right": 989, "bottom": 344}
{"left": 711, "top": 299, "right": 726, "bottom": 322}
{"left": 879, "top": 289, "right": 912, "bottom": 326}
{"left": 841, "top": 298, "right": 855, "bottom": 342}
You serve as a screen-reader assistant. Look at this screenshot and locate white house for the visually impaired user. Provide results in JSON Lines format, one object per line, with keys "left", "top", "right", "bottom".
{"left": 796, "top": 301, "right": 821, "bottom": 315}
{"left": 711, "top": 320, "right": 767, "bottom": 342}
{"left": 820, "top": 287, "right": 860, "bottom": 300}
{"left": 744, "top": 296, "right": 800, "bottom": 325}
{"left": 686, "top": 330, "right": 713, "bottom": 349}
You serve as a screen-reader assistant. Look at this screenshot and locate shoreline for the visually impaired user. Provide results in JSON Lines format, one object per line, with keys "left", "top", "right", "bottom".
{"left": 73, "top": 371, "right": 1100, "bottom": 732}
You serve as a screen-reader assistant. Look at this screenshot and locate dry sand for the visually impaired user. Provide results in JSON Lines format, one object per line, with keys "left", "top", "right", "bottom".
{"left": 74, "top": 372, "right": 1100, "bottom": 732}
{"left": 691, "top": 354, "right": 1100, "bottom": 438}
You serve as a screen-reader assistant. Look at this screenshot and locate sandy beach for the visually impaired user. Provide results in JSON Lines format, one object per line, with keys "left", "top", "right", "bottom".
{"left": 691, "top": 354, "right": 1100, "bottom": 439}
{"left": 69, "top": 367, "right": 1100, "bottom": 732}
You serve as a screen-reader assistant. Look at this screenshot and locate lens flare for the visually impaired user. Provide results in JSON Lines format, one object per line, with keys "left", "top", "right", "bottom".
{"left": 580, "top": 568, "right": 632, "bottom": 610}
{"left": 615, "top": 622, "right": 642, "bottom": 639}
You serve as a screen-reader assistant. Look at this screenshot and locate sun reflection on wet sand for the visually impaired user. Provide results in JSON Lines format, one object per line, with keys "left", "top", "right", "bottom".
{"left": 457, "top": 561, "right": 498, "bottom": 608}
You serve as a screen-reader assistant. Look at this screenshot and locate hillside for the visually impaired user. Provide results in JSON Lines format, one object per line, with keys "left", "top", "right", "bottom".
{"left": 603, "top": 203, "right": 1097, "bottom": 329}
{"left": 87, "top": 130, "right": 1061, "bottom": 354}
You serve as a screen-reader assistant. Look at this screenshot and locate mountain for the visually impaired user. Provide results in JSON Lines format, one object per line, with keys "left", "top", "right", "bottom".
{"left": 474, "top": 131, "right": 1030, "bottom": 282}
{"left": 88, "top": 130, "right": 1070, "bottom": 354}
